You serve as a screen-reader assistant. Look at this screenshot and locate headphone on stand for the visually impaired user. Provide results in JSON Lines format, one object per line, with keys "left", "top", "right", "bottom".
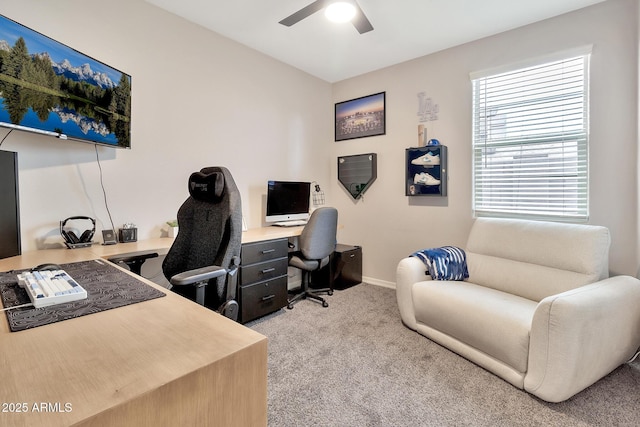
{"left": 60, "top": 216, "right": 96, "bottom": 248}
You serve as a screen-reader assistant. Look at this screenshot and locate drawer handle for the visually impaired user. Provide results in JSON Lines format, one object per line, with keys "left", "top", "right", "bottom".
{"left": 261, "top": 294, "right": 276, "bottom": 302}
{"left": 261, "top": 249, "right": 276, "bottom": 254}
{"left": 261, "top": 268, "right": 276, "bottom": 274}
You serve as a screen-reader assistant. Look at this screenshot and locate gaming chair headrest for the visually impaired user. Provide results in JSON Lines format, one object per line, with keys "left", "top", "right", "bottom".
{"left": 189, "top": 170, "right": 225, "bottom": 203}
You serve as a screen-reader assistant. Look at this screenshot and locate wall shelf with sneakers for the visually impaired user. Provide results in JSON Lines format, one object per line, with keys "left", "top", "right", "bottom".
{"left": 405, "top": 145, "right": 447, "bottom": 196}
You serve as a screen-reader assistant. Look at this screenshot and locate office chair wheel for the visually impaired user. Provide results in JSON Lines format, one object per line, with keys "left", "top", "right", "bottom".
{"left": 219, "top": 300, "right": 239, "bottom": 322}
{"left": 322, "top": 301, "right": 329, "bottom": 308}
{"left": 287, "top": 303, "right": 294, "bottom": 310}
{"left": 328, "top": 290, "right": 334, "bottom": 296}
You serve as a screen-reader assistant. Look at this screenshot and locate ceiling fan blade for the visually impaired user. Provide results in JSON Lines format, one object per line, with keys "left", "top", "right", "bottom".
{"left": 279, "top": 0, "right": 330, "bottom": 27}
{"left": 352, "top": 1, "right": 374, "bottom": 34}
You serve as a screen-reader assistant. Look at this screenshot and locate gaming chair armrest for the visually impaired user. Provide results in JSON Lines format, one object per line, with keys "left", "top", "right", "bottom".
{"left": 169, "top": 258, "right": 240, "bottom": 321}
{"left": 108, "top": 251, "right": 159, "bottom": 276}
{"left": 169, "top": 266, "right": 226, "bottom": 286}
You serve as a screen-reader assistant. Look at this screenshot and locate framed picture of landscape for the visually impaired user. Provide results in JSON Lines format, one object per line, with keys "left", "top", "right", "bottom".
{"left": 335, "top": 92, "right": 385, "bottom": 142}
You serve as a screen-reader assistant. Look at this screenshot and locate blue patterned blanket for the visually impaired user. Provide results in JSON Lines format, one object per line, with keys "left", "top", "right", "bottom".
{"left": 411, "top": 246, "right": 469, "bottom": 281}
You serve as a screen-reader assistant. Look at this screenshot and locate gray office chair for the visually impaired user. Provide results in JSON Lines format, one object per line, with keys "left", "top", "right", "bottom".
{"left": 111, "top": 166, "right": 242, "bottom": 321}
{"left": 288, "top": 207, "right": 338, "bottom": 309}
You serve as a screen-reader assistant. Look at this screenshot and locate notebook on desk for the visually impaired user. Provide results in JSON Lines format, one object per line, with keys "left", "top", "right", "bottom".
{"left": 0, "top": 259, "right": 166, "bottom": 332}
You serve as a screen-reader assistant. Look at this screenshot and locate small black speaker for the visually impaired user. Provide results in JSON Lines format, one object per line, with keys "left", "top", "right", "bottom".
{"left": 102, "top": 229, "right": 117, "bottom": 245}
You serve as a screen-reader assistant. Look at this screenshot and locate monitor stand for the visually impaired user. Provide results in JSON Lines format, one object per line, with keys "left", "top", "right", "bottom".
{"left": 272, "top": 220, "right": 307, "bottom": 227}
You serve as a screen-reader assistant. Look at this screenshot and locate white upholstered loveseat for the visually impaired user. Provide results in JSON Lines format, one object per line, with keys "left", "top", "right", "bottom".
{"left": 396, "top": 217, "right": 640, "bottom": 402}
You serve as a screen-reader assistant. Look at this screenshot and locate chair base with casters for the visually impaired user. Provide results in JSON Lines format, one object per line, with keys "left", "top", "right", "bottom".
{"left": 287, "top": 278, "right": 330, "bottom": 309}
{"left": 287, "top": 253, "right": 333, "bottom": 309}
{"left": 307, "top": 279, "right": 334, "bottom": 298}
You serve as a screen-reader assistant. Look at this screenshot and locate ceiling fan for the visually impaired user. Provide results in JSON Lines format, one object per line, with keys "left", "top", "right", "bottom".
{"left": 279, "top": 0, "right": 374, "bottom": 34}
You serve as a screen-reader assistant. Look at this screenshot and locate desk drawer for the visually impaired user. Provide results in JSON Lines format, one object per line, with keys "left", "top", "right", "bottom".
{"left": 240, "top": 276, "right": 287, "bottom": 323}
{"left": 240, "top": 257, "right": 287, "bottom": 284}
{"left": 241, "top": 239, "right": 288, "bottom": 265}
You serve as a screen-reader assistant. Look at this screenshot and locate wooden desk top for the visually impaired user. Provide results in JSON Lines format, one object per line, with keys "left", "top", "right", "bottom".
{"left": 241, "top": 225, "right": 304, "bottom": 244}
{"left": 0, "top": 225, "right": 302, "bottom": 272}
{"left": 0, "top": 239, "right": 175, "bottom": 272}
{"left": 0, "top": 240, "right": 268, "bottom": 426}
{"left": 88, "top": 237, "right": 174, "bottom": 258}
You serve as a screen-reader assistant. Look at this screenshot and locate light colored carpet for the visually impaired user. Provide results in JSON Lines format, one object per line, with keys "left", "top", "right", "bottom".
{"left": 248, "top": 283, "right": 640, "bottom": 426}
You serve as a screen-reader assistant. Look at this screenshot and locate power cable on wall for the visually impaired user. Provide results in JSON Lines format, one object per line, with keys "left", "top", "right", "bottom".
{"left": 94, "top": 145, "right": 116, "bottom": 234}
{"left": 0, "top": 129, "right": 14, "bottom": 147}
{"left": 94, "top": 145, "right": 165, "bottom": 283}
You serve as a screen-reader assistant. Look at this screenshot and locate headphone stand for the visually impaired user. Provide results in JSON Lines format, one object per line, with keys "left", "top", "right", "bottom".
{"left": 64, "top": 242, "right": 93, "bottom": 249}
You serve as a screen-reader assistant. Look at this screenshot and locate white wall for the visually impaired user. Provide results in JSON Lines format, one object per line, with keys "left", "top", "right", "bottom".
{"left": 1, "top": 0, "right": 333, "bottom": 251}
{"left": 332, "top": 0, "right": 639, "bottom": 285}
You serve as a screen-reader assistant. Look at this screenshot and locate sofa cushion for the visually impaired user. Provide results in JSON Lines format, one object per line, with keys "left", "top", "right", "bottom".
{"left": 466, "top": 218, "right": 610, "bottom": 302}
{"left": 467, "top": 253, "right": 602, "bottom": 303}
{"left": 412, "top": 280, "right": 537, "bottom": 373}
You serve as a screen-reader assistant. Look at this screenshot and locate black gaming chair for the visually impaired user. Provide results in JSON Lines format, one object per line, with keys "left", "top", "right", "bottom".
{"left": 110, "top": 166, "right": 242, "bottom": 321}
{"left": 162, "top": 166, "right": 243, "bottom": 320}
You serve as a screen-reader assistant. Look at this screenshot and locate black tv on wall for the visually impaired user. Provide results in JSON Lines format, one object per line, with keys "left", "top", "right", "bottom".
{"left": 0, "top": 14, "right": 131, "bottom": 148}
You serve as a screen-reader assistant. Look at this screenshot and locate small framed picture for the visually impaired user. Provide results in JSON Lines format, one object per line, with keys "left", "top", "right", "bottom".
{"left": 335, "top": 92, "right": 386, "bottom": 141}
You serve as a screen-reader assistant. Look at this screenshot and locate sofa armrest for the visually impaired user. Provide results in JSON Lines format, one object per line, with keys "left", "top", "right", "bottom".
{"left": 396, "top": 257, "right": 430, "bottom": 330}
{"left": 525, "top": 275, "right": 640, "bottom": 402}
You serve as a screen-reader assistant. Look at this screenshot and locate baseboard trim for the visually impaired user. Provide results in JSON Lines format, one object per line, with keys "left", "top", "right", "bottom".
{"left": 363, "top": 276, "right": 395, "bottom": 289}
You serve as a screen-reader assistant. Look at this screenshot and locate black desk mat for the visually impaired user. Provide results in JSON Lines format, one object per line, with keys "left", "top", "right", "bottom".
{"left": 0, "top": 259, "right": 166, "bottom": 332}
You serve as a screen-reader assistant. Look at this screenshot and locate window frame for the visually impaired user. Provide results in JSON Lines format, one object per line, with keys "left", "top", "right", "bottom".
{"left": 470, "top": 47, "right": 591, "bottom": 222}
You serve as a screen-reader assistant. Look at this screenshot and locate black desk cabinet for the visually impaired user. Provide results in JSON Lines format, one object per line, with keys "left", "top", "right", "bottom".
{"left": 332, "top": 244, "right": 362, "bottom": 289}
{"left": 311, "top": 244, "right": 362, "bottom": 290}
{"left": 238, "top": 238, "right": 288, "bottom": 323}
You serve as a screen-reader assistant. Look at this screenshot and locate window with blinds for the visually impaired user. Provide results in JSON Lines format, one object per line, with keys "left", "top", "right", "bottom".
{"left": 471, "top": 51, "right": 590, "bottom": 221}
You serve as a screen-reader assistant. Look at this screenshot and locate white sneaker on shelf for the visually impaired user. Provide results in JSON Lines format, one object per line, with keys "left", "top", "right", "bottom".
{"left": 411, "top": 152, "right": 440, "bottom": 166}
{"left": 413, "top": 172, "right": 441, "bottom": 186}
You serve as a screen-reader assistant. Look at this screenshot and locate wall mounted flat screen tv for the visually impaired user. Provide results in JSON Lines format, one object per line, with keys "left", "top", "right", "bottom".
{"left": 0, "top": 14, "right": 131, "bottom": 148}
{"left": 265, "top": 181, "right": 311, "bottom": 224}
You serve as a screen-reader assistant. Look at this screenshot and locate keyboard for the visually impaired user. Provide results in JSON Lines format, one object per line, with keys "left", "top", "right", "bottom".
{"left": 17, "top": 269, "right": 88, "bottom": 308}
{"left": 273, "top": 220, "right": 308, "bottom": 227}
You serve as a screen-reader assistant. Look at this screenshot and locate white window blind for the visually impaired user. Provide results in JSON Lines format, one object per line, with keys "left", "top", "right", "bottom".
{"left": 471, "top": 53, "right": 590, "bottom": 221}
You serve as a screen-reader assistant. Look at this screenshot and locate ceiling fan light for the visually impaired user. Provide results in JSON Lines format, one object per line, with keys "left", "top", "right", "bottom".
{"left": 324, "top": 2, "right": 357, "bottom": 23}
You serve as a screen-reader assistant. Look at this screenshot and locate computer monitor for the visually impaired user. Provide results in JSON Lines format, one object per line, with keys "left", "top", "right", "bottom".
{"left": 265, "top": 181, "right": 311, "bottom": 223}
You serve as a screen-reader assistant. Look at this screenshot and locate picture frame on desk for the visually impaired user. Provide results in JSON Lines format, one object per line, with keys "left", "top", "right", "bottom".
{"left": 102, "top": 229, "right": 117, "bottom": 245}
{"left": 335, "top": 92, "right": 386, "bottom": 141}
